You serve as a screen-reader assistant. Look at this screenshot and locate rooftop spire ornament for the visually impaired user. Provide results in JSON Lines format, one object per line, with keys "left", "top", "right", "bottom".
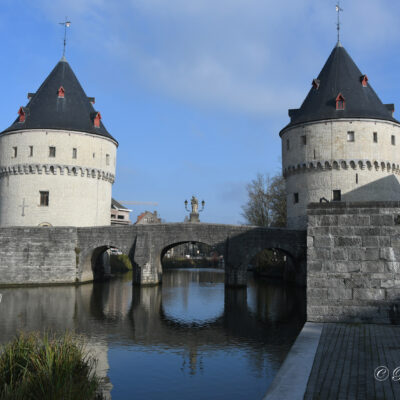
{"left": 59, "top": 18, "right": 71, "bottom": 57}
{"left": 336, "top": 2, "right": 343, "bottom": 43}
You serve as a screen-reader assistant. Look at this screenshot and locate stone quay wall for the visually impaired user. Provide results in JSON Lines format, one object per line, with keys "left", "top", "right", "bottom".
{"left": 0, "top": 227, "right": 78, "bottom": 285}
{"left": 307, "top": 201, "right": 400, "bottom": 324}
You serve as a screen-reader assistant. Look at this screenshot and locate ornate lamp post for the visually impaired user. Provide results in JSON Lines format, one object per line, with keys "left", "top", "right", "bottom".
{"left": 184, "top": 196, "right": 205, "bottom": 223}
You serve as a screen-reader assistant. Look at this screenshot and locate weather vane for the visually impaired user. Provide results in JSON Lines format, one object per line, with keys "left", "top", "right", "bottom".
{"left": 336, "top": 2, "right": 343, "bottom": 43}
{"left": 59, "top": 17, "right": 71, "bottom": 57}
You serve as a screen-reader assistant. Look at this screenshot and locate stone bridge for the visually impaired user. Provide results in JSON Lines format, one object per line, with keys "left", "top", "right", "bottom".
{"left": 0, "top": 223, "right": 306, "bottom": 287}
{"left": 77, "top": 223, "right": 306, "bottom": 287}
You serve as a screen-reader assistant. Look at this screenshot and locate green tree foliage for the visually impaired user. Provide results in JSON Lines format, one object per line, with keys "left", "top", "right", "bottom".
{"left": 241, "top": 173, "right": 287, "bottom": 227}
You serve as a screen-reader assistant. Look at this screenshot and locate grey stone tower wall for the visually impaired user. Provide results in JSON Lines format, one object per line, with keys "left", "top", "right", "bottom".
{"left": 307, "top": 201, "right": 400, "bottom": 324}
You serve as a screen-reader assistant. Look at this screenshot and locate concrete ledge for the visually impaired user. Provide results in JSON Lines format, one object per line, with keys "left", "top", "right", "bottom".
{"left": 263, "top": 322, "right": 323, "bottom": 400}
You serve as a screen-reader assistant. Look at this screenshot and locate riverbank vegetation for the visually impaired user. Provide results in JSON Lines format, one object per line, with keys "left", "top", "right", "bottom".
{"left": 0, "top": 332, "right": 103, "bottom": 400}
{"left": 110, "top": 254, "right": 133, "bottom": 273}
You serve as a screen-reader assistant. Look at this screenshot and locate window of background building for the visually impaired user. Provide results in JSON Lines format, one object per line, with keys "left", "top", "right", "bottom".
{"left": 301, "top": 135, "right": 306, "bottom": 145}
{"left": 118, "top": 215, "right": 124, "bottom": 220}
{"left": 93, "top": 153, "right": 96, "bottom": 158}
{"left": 29, "top": 146, "right": 33, "bottom": 156}
{"left": 347, "top": 131, "right": 355, "bottom": 142}
{"left": 392, "top": 135, "right": 396, "bottom": 145}
{"left": 333, "top": 190, "right": 341, "bottom": 201}
{"left": 286, "top": 139, "right": 290, "bottom": 150}
{"left": 294, "top": 193, "right": 299, "bottom": 203}
{"left": 356, "top": 173, "right": 358, "bottom": 184}
{"left": 40, "top": 191, "right": 49, "bottom": 206}
{"left": 12, "top": 147, "right": 17, "bottom": 158}
{"left": 373, "top": 132, "right": 378, "bottom": 143}
{"left": 72, "top": 148, "right": 77, "bottom": 159}
{"left": 106, "top": 154, "right": 110, "bottom": 165}
{"left": 49, "top": 146, "right": 56, "bottom": 157}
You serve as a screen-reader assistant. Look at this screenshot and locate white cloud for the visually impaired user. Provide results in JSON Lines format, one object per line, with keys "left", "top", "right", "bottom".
{"left": 31, "top": 0, "right": 400, "bottom": 115}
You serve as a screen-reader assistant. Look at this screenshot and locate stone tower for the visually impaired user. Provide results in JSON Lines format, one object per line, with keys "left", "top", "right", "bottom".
{"left": 0, "top": 57, "right": 118, "bottom": 227}
{"left": 281, "top": 42, "right": 400, "bottom": 229}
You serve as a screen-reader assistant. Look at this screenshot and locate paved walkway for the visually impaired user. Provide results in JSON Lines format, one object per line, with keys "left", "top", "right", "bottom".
{"left": 265, "top": 322, "right": 400, "bottom": 400}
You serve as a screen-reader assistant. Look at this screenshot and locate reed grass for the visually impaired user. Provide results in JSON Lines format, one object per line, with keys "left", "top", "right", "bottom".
{"left": 0, "top": 331, "right": 104, "bottom": 400}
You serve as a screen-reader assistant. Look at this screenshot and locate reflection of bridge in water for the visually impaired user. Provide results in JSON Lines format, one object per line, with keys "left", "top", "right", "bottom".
{"left": 0, "top": 271, "right": 305, "bottom": 386}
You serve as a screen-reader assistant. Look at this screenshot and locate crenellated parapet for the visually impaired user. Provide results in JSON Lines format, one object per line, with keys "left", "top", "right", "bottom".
{"left": 0, "top": 163, "right": 115, "bottom": 183}
{"left": 284, "top": 159, "right": 400, "bottom": 177}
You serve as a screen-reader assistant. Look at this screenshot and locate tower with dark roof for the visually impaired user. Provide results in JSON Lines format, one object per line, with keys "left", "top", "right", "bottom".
{"left": 281, "top": 42, "right": 400, "bottom": 229}
{"left": 0, "top": 57, "right": 118, "bottom": 227}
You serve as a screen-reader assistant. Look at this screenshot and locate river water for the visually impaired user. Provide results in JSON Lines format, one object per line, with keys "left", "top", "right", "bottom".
{"left": 0, "top": 268, "right": 305, "bottom": 399}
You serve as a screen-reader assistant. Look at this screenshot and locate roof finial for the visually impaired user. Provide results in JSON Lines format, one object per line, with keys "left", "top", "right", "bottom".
{"left": 336, "top": 2, "right": 343, "bottom": 44}
{"left": 59, "top": 17, "right": 71, "bottom": 58}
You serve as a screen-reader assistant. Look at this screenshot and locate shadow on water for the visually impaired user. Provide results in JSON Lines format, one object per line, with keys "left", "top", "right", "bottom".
{"left": 0, "top": 268, "right": 305, "bottom": 400}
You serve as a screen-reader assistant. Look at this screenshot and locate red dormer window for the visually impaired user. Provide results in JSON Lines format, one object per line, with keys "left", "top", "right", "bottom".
{"left": 58, "top": 86, "right": 65, "bottom": 98}
{"left": 336, "top": 93, "right": 346, "bottom": 110}
{"left": 93, "top": 112, "right": 101, "bottom": 128}
{"left": 360, "top": 75, "right": 368, "bottom": 87}
{"left": 18, "top": 107, "right": 26, "bottom": 123}
{"left": 312, "top": 79, "right": 320, "bottom": 89}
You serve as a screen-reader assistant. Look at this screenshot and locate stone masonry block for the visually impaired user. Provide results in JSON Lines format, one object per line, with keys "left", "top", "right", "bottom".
{"left": 328, "top": 288, "right": 353, "bottom": 300}
{"left": 330, "top": 226, "right": 355, "bottom": 236}
{"left": 379, "top": 237, "right": 391, "bottom": 247}
{"left": 335, "top": 236, "right": 362, "bottom": 247}
{"left": 308, "top": 261, "right": 323, "bottom": 272}
{"left": 307, "top": 236, "right": 314, "bottom": 247}
{"left": 308, "top": 247, "right": 331, "bottom": 261}
{"left": 334, "top": 261, "right": 361, "bottom": 273}
{"left": 362, "top": 236, "right": 379, "bottom": 247}
{"left": 308, "top": 288, "right": 328, "bottom": 299}
{"left": 344, "top": 276, "right": 381, "bottom": 289}
{"left": 313, "top": 235, "right": 333, "bottom": 248}
{"left": 353, "top": 227, "right": 381, "bottom": 236}
{"left": 308, "top": 277, "right": 346, "bottom": 288}
{"left": 331, "top": 248, "right": 348, "bottom": 261}
{"left": 384, "top": 262, "right": 400, "bottom": 273}
{"left": 353, "top": 288, "right": 385, "bottom": 301}
{"left": 365, "top": 248, "right": 379, "bottom": 261}
{"left": 319, "top": 215, "right": 339, "bottom": 226}
{"left": 348, "top": 248, "right": 366, "bottom": 261}
{"left": 370, "top": 214, "right": 394, "bottom": 226}
{"left": 380, "top": 247, "right": 396, "bottom": 261}
{"left": 381, "top": 280, "right": 400, "bottom": 289}
{"left": 338, "top": 215, "right": 370, "bottom": 226}
{"left": 362, "top": 261, "right": 385, "bottom": 273}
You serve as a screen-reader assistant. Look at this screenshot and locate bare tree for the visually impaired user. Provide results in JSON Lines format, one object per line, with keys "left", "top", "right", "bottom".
{"left": 241, "top": 173, "right": 286, "bottom": 227}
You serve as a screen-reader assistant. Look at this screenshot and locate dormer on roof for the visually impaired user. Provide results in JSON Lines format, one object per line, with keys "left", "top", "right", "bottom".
{"left": 360, "top": 75, "right": 368, "bottom": 87}
{"left": 91, "top": 111, "right": 101, "bottom": 128}
{"left": 58, "top": 86, "right": 65, "bottom": 98}
{"left": 18, "top": 107, "right": 29, "bottom": 123}
{"left": 336, "top": 93, "right": 345, "bottom": 110}
{"left": 312, "top": 79, "right": 320, "bottom": 89}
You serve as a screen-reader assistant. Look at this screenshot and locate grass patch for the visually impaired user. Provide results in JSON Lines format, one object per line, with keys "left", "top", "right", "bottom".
{"left": 0, "top": 331, "right": 104, "bottom": 400}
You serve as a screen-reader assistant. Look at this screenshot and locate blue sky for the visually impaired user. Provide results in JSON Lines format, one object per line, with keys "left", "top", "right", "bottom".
{"left": 1, "top": 0, "right": 400, "bottom": 224}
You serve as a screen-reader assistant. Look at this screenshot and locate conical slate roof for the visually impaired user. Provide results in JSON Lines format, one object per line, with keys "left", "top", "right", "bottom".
{"left": 2, "top": 57, "right": 118, "bottom": 144}
{"left": 280, "top": 42, "right": 397, "bottom": 134}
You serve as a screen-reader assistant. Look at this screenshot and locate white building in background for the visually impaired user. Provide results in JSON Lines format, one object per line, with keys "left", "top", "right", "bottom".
{"left": 111, "top": 199, "right": 131, "bottom": 225}
{"left": 281, "top": 41, "right": 400, "bottom": 229}
{"left": 0, "top": 56, "right": 118, "bottom": 227}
